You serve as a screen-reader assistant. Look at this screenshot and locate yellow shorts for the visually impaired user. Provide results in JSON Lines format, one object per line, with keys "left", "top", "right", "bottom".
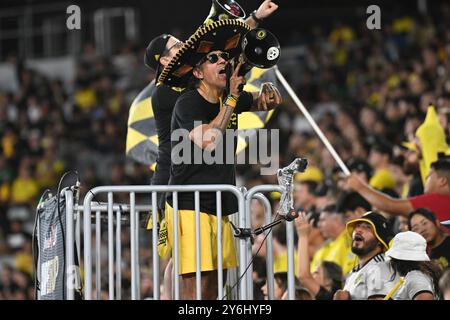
{"left": 165, "top": 202, "right": 238, "bottom": 275}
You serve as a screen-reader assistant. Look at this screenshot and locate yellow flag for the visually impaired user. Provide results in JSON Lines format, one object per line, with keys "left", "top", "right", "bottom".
{"left": 415, "top": 106, "right": 450, "bottom": 185}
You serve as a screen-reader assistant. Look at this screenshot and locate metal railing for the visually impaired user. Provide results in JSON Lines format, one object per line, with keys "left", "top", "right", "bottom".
{"left": 62, "top": 184, "right": 297, "bottom": 300}
{"left": 245, "top": 185, "right": 297, "bottom": 300}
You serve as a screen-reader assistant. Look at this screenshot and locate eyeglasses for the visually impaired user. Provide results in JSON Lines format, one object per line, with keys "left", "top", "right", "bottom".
{"left": 197, "top": 52, "right": 230, "bottom": 66}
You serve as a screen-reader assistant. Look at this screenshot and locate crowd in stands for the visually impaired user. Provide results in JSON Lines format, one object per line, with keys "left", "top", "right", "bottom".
{"left": 246, "top": 4, "right": 450, "bottom": 300}
{"left": 1, "top": 3, "right": 450, "bottom": 300}
{"left": 0, "top": 41, "right": 154, "bottom": 299}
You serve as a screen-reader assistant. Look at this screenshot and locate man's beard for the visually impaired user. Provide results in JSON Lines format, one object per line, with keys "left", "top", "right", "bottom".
{"left": 351, "top": 237, "right": 379, "bottom": 256}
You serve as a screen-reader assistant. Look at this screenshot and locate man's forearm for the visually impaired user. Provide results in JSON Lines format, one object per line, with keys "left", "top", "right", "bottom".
{"left": 211, "top": 104, "right": 235, "bottom": 133}
{"left": 297, "top": 234, "right": 311, "bottom": 279}
{"left": 189, "top": 103, "right": 235, "bottom": 150}
{"left": 357, "top": 182, "right": 413, "bottom": 216}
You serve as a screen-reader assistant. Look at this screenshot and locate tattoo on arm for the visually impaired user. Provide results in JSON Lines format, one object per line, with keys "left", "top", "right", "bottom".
{"left": 212, "top": 105, "right": 235, "bottom": 133}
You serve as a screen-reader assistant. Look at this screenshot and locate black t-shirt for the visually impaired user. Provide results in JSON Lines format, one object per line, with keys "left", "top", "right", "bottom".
{"left": 167, "top": 89, "right": 253, "bottom": 215}
{"left": 429, "top": 236, "right": 450, "bottom": 270}
{"left": 151, "top": 84, "right": 183, "bottom": 185}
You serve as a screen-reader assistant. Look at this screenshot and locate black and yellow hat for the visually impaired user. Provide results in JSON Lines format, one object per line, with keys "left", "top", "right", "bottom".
{"left": 144, "top": 34, "right": 171, "bottom": 72}
{"left": 157, "top": 19, "right": 251, "bottom": 88}
{"left": 346, "top": 211, "right": 393, "bottom": 251}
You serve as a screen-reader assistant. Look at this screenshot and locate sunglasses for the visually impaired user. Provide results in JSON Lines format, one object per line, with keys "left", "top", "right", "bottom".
{"left": 198, "top": 52, "right": 230, "bottom": 66}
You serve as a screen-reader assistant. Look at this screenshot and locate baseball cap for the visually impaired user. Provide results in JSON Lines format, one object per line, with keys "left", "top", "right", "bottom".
{"left": 346, "top": 211, "right": 393, "bottom": 251}
{"left": 144, "top": 34, "right": 171, "bottom": 71}
{"left": 385, "top": 231, "right": 430, "bottom": 261}
{"left": 370, "top": 140, "right": 392, "bottom": 158}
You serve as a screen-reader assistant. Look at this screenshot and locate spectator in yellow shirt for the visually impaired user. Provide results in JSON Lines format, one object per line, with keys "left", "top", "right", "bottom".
{"left": 11, "top": 165, "right": 39, "bottom": 206}
{"left": 310, "top": 204, "right": 358, "bottom": 276}
{"left": 336, "top": 191, "right": 372, "bottom": 223}
{"left": 368, "top": 141, "right": 396, "bottom": 190}
{"left": 296, "top": 211, "right": 344, "bottom": 300}
{"left": 272, "top": 224, "right": 298, "bottom": 277}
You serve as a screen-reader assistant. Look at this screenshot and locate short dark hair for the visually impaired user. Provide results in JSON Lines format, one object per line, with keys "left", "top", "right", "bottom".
{"left": 321, "top": 204, "right": 337, "bottom": 214}
{"left": 347, "top": 157, "right": 373, "bottom": 179}
{"left": 306, "top": 208, "right": 320, "bottom": 228}
{"left": 431, "top": 154, "right": 450, "bottom": 171}
{"left": 431, "top": 154, "right": 450, "bottom": 185}
{"left": 336, "top": 192, "right": 371, "bottom": 213}
{"left": 299, "top": 180, "right": 318, "bottom": 194}
{"left": 371, "top": 139, "right": 392, "bottom": 159}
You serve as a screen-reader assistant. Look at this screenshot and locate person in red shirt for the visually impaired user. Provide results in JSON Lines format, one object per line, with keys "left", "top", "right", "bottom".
{"left": 344, "top": 156, "right": 450, "bottom": 222}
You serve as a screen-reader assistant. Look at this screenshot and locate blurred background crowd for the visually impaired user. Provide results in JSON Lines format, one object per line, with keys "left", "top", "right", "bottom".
{"left": 0, "top": 0, "right": 449, "bottom": 299}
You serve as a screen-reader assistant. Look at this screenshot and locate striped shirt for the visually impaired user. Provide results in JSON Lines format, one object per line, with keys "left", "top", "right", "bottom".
{"left": 343, "top": 253, "right": 386, "bottom": 300}
{"left": 366, "top": 261, "right": 437, "bottom": 300}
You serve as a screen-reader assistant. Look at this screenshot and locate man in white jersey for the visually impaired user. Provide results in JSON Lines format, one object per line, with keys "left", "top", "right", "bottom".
{"left": 333, "top": 211, "right": 393, "bottom": 300}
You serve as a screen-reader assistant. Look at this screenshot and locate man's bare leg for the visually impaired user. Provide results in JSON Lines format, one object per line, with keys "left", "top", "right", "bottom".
{"left": 161, "top": 258, "right": 172, "bottom": 300}
{"left": 180, "top": 270, "right": 228, "bottom": 300}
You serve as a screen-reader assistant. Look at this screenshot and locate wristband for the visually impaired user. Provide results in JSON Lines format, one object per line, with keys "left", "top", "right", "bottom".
{"left": 251, "top": 10, "right": 263, "bottom": 24}
{"left": 225, "top": 95, "right": 237, "bottom": 108}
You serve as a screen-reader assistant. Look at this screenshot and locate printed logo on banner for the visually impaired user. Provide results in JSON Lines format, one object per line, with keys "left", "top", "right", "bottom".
{"left": 41, "top": 256, "right": 59, "bottom": 296}
{"left": 67, "top": 265, "right": 82, "bottom": 290}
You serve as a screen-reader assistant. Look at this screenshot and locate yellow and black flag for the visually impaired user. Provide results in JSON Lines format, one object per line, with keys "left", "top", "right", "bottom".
{"left": 236, "top": 66, "right": 278, "bottom": 152}
{"left": 126, "top": 67, "right": 279, "bottom": 168}
{"left": 126, "top": 80, "right": 159, "bottom": 170}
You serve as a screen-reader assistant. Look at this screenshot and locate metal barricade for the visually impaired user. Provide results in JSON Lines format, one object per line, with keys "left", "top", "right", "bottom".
{"left": 251, "top": 193, "right": 275, "bottom": 300}
{"left": 62, "top": 184, "right": 297, "bottom": 300}
{"left": 245, "top": 185, "right": 297, "bottom": 300}
{"left": 79, "top": 185, "right": 246, "bottom": 300}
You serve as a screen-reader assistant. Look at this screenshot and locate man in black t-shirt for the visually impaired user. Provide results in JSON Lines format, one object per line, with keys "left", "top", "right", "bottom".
{"left": 165, "top": 50, "right": 282, "bottom": 299}
{"left": 168, "top": 86, "right": 254, "bottom": 215}
{"left": 145, "top": 0, "right": 280, "bottom": 209}
{"left": 143, "top": 3, "right": 281, "bottom": 300}
{"left": 144, "top": 34, "right": 184, "bottom": 209}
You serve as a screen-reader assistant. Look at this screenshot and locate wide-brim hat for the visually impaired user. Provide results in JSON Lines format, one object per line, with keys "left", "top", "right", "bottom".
{"left": 157, "top": 19, "right": 251, "bottom": 88}
{"left": 346, "top": 211, "right": 393, "bottom": 251}
{"left": 385, "top": 231, "right": 430, "bottom": 261}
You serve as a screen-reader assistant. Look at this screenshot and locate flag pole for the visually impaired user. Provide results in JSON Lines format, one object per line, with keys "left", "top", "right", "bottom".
{"left": 383, "top": 277, "right": 405, "bottom": 300}
{"left": 274, "top": 67, "right": 350, "bottom": 176}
